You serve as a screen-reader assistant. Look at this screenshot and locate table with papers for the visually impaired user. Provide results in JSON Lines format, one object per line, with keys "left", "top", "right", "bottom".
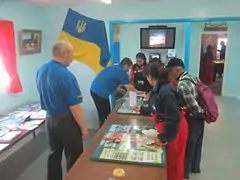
{"left": 116, "top": 92, "right": 148, "bottom": 115}
{"left": 0, "top": 102, "right": 46, "bottom": 155}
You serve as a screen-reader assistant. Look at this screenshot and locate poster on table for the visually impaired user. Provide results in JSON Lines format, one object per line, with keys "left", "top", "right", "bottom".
{"left": 91, "top": 124, "right": 165, "bottom": 167}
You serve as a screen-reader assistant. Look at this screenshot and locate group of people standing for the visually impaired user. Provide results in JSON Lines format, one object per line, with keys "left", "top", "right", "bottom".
{"left": 91, "top": 51, "right": 205, "bottom": 180}
{"left": 129, "top": 53, "right": 205, "bottom": 180}
{"left": 36, "top": 41, "right": 206, "bottom": 180}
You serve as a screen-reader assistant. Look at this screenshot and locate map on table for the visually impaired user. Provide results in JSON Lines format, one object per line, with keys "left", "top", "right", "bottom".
{"left": 117, "top": 97, "right": 148, "bottom": 115}
{"left": 91, "top": 124, "right": 166, "bottom": 167}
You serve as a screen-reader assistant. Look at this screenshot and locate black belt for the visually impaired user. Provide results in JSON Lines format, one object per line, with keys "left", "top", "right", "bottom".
{"left": 47, "top": 114, "right": 73, "bottom": 120}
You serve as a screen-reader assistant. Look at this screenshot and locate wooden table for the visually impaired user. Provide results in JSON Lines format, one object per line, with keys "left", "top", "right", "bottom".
{"left": 65, "top": 113, "right": 167, "bottom": 180}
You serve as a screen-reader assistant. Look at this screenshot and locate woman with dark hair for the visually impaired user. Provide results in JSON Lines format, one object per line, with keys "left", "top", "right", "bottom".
{"left": 149, "top": 57, "right": 162, "bottom": 65}
{"left": 202, "top": 45, "right": 214, "bottom": 85}
{"left": 130, "top": 52, "right": 152, "bottom": 92}
{"left": 148, "top": 57, "right": 178, "bottom": 88}
{"left": 135, "top": 63, "right": 188, "bottom": 180}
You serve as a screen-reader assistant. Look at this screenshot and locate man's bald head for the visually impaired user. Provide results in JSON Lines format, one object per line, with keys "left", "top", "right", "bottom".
{"left": 53, "top": 41, "right": 73, "bottom": 56}
{"left": 52, "top": 41, "right": 73, "bottom": 66}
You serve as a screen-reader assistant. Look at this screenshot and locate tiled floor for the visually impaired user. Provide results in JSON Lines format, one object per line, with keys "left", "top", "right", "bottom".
{"left": 210, "top": 76, "right": 223, "bottom": 95}
{"left": 0, "top": 96, "right": 240, "bottom": 180}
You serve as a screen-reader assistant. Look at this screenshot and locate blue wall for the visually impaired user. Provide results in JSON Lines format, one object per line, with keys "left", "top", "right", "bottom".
{"left": 0, "top": 2, "right": 47, "bottom": 112}
{"left": 1, "top": 1, "right": 240, "bottom": 128}
{"left": 119, "top": 23, "right": 185, "bottom": 63}
{"left": 222, "top": 22, "right": 240, "bottom": 97}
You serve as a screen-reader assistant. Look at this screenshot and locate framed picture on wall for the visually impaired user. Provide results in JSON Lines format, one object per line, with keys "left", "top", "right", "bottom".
{"left": 19, "top": 29, "right": 42, "bottom": 55}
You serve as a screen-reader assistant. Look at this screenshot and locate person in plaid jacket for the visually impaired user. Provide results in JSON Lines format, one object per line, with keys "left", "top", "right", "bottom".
{"left": 166, "top": 58, "right": 205, "bottom": 180}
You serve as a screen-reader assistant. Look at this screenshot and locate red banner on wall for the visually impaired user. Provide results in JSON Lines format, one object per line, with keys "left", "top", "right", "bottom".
{"left": 0, "top": 20, "right": 22, "bottom": 93}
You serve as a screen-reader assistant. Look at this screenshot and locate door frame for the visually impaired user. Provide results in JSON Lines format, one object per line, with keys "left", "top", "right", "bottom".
{"left": 108, "top": 17, "right": 240, "bottom": 109}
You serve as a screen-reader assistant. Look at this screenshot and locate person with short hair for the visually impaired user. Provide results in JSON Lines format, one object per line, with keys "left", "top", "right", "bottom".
{"left": 36, "top": 41, "right": 88, "bottom": 180}
{"left": 90, "top": 57, "right": 140, "bottom": 128}
{"left": 166, "top": 58, "right": 205, "bottom": 179}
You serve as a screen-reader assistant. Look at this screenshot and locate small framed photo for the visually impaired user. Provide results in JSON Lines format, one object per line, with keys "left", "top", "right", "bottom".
{"left": 19, "top": 29, "right": 42, "bottom": 55}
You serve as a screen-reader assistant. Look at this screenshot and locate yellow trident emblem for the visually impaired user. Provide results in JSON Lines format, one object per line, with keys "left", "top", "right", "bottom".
{"left": 76, "top": 20, "right": 87, "bottom": 33}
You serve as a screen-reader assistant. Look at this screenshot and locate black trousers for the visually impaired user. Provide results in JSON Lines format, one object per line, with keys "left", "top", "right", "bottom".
{"left": 90, "top": 91, "right": 111, "bottom": 128}
{"left": 213, "top": 63, "right": 224, "bottom": 81}
{"left": 46, "top": 115, "right": 83, "bottom": 180}
{"left": 184, "top": 113, "right": 205, "bottom": 178}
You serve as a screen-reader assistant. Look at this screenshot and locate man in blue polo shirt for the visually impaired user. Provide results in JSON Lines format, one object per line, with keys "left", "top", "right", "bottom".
{"left": 90, "top": 57, "right": 140, "bottom": 128}
{"left": 36, "top": 41, "right": 88, "bottom": 180}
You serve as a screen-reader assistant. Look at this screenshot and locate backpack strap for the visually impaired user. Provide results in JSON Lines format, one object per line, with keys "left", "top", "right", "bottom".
{"left": 179, "top": 78, "right": 197, "bottom": 86}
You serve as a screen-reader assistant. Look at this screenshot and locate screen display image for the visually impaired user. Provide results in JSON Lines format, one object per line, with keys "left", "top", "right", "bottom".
{"left": 140, "top": 27, "right": 176, "bottom": 49}
{"left": 149, "top": 29, "right": 166, "bottom": 47}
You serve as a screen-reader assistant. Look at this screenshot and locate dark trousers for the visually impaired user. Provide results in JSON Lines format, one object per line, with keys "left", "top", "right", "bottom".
{"left": 213, "top": 63, "right": 224, "bottom": 82}
{"left": 184, "top": 113, "right": 205, "bottom": 178}
{"left": 46, "top": 115, "right": 83, "bottom": 180}
{"left": 90, "top": 91, "right": 111, "bottom": 128}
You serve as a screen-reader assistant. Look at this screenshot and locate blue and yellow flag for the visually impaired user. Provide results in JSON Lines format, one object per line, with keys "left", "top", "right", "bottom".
{"left": 59, "top": 9, "right": 111, "bottom": 73}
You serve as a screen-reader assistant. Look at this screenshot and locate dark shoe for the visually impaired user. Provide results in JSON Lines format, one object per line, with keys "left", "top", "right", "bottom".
{"left": 191, "top": 169, "right": 201, "bottom": 173}
{"left": 184, "top": 174, "right": 190, "bottom": 179}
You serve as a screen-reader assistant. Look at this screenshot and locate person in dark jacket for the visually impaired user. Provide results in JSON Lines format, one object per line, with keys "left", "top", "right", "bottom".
{"left": 218, "top": 41, "right": 226, "bottom": 60}
{"left": 166, "top": 58, "right": 205, "bottom": 179}
{"left": 130, "top": 52, "right": 152, "bottom": 93}
{"left": 216, "top": 41, "right": 226, "bottom": 77}
{"left": 137, "top": 63, "right": 188, "bottom": 180}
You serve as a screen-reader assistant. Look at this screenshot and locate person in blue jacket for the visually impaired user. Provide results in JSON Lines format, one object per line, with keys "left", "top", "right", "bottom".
{"left": 90, "top": 57, "right": 141, "bottom": 128}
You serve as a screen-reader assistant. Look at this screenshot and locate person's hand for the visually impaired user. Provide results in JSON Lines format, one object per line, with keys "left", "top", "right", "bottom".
{"left": 145, "top": 92, "right": 151, "bottom": 101}
{"left": 81, "top": 128, "right": 89, "bottom": 140}
{"left": 117, "top": 87, "right": 126, "bottom": 94}
{"left": 136, "top": 91, "right": 145, "bottom": 95}
{"left": 119, "top": 88, "right": 126, "bottom": 94}
{"left": 132, "top": 105, "right": 141, "bottom": 112}
{"left": 154, "top": 138, "right": 167, "bottom": 146}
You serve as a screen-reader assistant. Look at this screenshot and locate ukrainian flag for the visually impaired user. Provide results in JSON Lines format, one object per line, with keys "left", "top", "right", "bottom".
{"left": 59, "top": 9, "right": 111, "bottom": 73}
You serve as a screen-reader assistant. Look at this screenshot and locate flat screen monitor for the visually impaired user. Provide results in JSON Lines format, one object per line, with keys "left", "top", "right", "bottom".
{"left": 140, "top": 27, "right": 176, "bottom": 49}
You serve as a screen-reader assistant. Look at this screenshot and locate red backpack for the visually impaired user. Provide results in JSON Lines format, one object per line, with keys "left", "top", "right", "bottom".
{"left": 181, "top": 78, "right": 219, "bottom": 123}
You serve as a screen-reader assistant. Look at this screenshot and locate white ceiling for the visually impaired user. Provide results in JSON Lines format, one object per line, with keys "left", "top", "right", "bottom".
{"left": 13, "top": 0, "right": 159, "bottom": 5}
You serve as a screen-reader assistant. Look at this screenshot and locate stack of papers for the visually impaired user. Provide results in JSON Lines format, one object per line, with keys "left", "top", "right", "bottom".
{"left": 0, "top": 127, "right": 9, "bottom": 137}
{"left": 129, "top": 91, "right": 137, "bottom": 107}
{"left": 30, "top": 110, "right": 46, "bottom": 120}
{"left": 20, "top": 120, "right": 44, "bottom": 130}
{"left": 0, "top": 131, "right": 21, "bottom": 142}
{"left": 0, "top": 102, "right": 45, "bottom": 137}
{"left": 0, "top": 144, "right": 9, "bottom": 151}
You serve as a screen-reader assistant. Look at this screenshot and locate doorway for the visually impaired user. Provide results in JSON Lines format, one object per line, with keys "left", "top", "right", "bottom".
{"left": 199, "top": 33, "right": 227, "bottom": 95}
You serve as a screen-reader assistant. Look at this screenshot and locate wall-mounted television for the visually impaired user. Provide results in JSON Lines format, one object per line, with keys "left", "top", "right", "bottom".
{"left": 140, "top": 27, "right": 176, "bottom": 49}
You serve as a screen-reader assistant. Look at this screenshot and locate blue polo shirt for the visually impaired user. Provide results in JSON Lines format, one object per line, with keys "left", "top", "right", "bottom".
{"left": 36, "top": 60, "right": 83, "bottom": 115}
{"left": 90, "top": 65, "right": 130, "bottom": 99}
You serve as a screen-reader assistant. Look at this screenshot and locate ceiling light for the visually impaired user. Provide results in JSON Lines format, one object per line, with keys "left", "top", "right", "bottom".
{"left": 102, "top": 0, "right": 112, "bottom": 4}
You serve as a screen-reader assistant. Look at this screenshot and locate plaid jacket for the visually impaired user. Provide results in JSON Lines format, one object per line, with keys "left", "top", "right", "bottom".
{"left": 177, "top": 72, "right": 203, "bottom": 116}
